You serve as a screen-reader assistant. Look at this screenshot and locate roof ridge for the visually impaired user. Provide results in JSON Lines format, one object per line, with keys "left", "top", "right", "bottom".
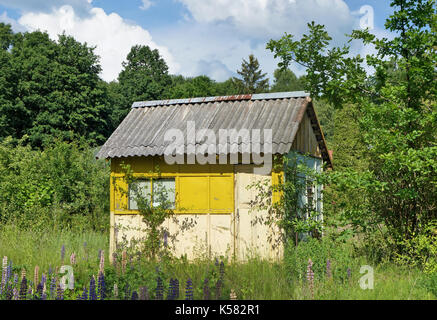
{"left": 131, "top": 91, "right": 309, "bottom": 108}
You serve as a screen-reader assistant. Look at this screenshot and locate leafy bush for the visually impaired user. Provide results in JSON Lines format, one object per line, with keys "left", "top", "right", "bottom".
{"left": 0, "top": 137, "right": 109, "bottom": 232}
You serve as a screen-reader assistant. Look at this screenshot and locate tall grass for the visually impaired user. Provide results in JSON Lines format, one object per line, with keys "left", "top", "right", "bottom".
{"left": 0, "top": 225, "right": 434, "bottom": 300}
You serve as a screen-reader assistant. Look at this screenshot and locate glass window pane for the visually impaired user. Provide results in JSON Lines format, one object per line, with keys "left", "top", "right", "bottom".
{"left": 129, "top": 180, "right": 151, "bottom": 210}
{"left": 152, "top": 178, "right": 175, "bottom": 209}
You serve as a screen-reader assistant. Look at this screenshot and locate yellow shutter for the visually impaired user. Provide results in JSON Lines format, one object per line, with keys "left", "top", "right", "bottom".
{"left": 178, "top": 176, "right": 209, "bottom": 212}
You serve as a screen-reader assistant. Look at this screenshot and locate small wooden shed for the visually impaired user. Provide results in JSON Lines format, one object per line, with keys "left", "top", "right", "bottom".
{"left": 96, "top": 91, "right": 332, "bottom": 261}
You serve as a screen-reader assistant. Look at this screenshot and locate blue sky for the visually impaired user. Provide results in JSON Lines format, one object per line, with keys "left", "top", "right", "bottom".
{"left": 0, "top": 0, "right": 395, "bottom": 83}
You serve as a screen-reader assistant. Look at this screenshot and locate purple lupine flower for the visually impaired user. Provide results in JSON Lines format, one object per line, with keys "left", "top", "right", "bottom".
{"left": 80, "top": 286, "right": 88, "bottom": 300}
{"left": 173, "top": 279, "right": 179, "bottom": 300}
{"left": 41, "top": 273, "right": 46, "bottom": 288}
{"left": 203, "top": 278, "right": 210, "bottom": 300}
{"left": 139, "top": 286, "right": 149, "bottom": 300}
{"left": 185, "top": 278, "right": 193, "bottom": 300}
{"left": 347, "top": 267, "right": 351, "bottom": 280}
{"left": 27, "top": 286, "right": 32, "bottom": 299}
{"left": 19, "top": 276, "right": 27, "bottom": 300}
{"left": 97, "top": 272, "right": 106, "bottom": 300}
{"left": 167, "top": 278, "right": 179, "bottom": 300}
{"left": 48, "top": 266, "right": 53, "bottom": 279}
{"left": 61, "top": 245, "right": 65, "bottom": 263}
{"left": 12, "top": 287, "right": 18, "bottom": 300}
{"left": 49, "top": 276, "right": 56, "bottom": 299}
{"left": 215, "top": 279, "right": 222, "bottom": 300}
{"left": 219, "top": 261, "right": 225, "bottom": 281}
{"left": 166, "top": 278, "right": 174, "bottom": 300}
{"left": 131, "top": 291, "right": 138, "bottom": 300}
{"left": 5, "top": 285, "right": 13, "bottom": 300}
{"left": 35, "top": 283, "right": 43, "bottom": 299}
{"left": 124, "top": 283, "right": 131, "bottom": 300}
{"left": 326, "top": 259, "right": 332, "bottom": 279}
{"left": 89, "top": 275, "right": 97, "bottom": 300}
{"left": 155, "top": 277, "right": 164, "bottom": 300}
{"left": 214, "top": 258, "right": 219, "bottom": 266}
{"left": 6, "top": 261, "right": 12, "bottom": 284}
{"left": 56, "top": 283, "right": 64, "bottom": 300}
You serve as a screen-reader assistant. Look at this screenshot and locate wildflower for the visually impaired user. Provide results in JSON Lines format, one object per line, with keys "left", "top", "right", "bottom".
{"left": 167, "top": 278, "right": 179, "bottom": 300}
{"left": 306, "top": 258, "right": 314, "bottom": 299}
{"left": 347, "top": 268, "right": 352, "bottom": 281}
{"left": 98, "top": 271, "right": 106, "bottom": 300}
{"left": 131, "top": 291, "right": 139, "bottom": 300}
{"left": 185, "top": 278, "right": 193, "bottom": 300}
{"left": 34, "top": 266, "right": 39, "bottom": 289}
{"left": 121, "top": 250, "right": 127, "bottom": 275}
{"left": 326, "top": 259, "right": 332, "bottom": 279}
{"left": 50, "top": 276, "right": 57, "bottom": 299}
{"left": 19, "top": 276, "right": 27, "bottom": 300}
{"left": 12, "top": 288, "right": 18, "bottom": 300}
{"left": 155, "top": 276, "right": 164, "bottom": 300}
{"left": 89, "top": 275, "right": 97, "bottom": 300}
{"left": 203, "top": 278, "right": 210, "bottom": 300}
{"left": 219, "top": 261, "right": 225, "bottom": 281}
{"left": 139, "top": 286, "right": 149, "bottom": 300}
{"left": 41, "top": 273, "right": 46, "bottom": 288}
{"left": 35, "top": 283, "right": 43, "bottom": 299}
{"left": 80, "top": 286, "right": 88, "bottom": 300}
{"left": 230, "top": 289, "right": 237, "bottom": 300}
{"left": 70, "top": 253, "right": 76, "bottom": 265}
{"left": 124, "top": 283, "right": 131, "bottom": 300}
{"left": 214, "top": 257, "right": 219, "bottom": 266}
{"left": 56, "top": 283, "right": 64, "bottom": 300}
{"left": 6, "top": 261, "right": 12, "bottom": 284}
{"left": 61, "top": 244, "right": 65, "bottom": 263}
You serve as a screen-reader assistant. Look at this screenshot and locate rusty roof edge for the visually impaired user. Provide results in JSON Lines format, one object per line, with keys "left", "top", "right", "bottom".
{"left": 131, "top": 91, "right": 310, "bottom": 108}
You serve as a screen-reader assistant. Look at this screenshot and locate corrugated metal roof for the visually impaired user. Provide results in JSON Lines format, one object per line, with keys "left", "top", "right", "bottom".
{"left": 97, "top": 91, "right": 331, "bottom": 167}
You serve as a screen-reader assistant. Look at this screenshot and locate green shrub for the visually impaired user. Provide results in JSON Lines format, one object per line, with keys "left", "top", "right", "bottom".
{"left": 0, "top": 137, "right": 109, "bottom": 232}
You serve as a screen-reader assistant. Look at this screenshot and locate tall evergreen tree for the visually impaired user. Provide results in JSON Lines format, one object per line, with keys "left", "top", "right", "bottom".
{"left": 233, "top": 54, "right": 269, "bottom": 94}
{"left": 270, "top": 68, "right": 304, "bottom": 92}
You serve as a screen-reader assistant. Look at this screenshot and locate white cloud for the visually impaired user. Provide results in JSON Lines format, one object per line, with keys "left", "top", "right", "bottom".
{"left": 18, "top": 5, "right": 179, "bottom": 82}
{"left": 140, "top": 0, "right": 153, "bottom": 11}
{"left": 177, "top": 0, "right": 354, "bottom": 41}
{"left": 0, "top": 11, "right": 27, "bottom": 32}
{"left": 0, "top": 0, "right": 92, "bottom": 16}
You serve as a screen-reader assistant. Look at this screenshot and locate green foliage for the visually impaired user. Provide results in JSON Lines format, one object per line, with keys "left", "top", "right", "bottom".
{"left": 267, "top": 0, "right": 437, "bottom": 260}
{"left": 0, "top": 28, "right": 111, "bottom": 147}
{"left": 167, "top": 75, "right": 219, "bottom": 99}
{"left": 284, "top": 238, "right": 357, "bottom": 282}
{"left": 270, "top": 68, "right": 304, "bottom": 93}
{"left": 395, "top": 221, "right": 437, "bottom": 274}
{"left": 0, "top": 137, "right": 109, "bottom": 232}
{"left": 233, "top": 54, "right": 269, "bottom": 94}
{"left": 116, "top": 45, "right": 171, "bottom": 120}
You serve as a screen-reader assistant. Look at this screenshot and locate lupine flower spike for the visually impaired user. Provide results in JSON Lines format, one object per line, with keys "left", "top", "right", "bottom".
{"left": 185, "top": 278, "right": 193, "bottom": 300}
{"left": 61, "top": 244, "right": 65, "bottom": 264}
{"left": 70, "top": 253, "right": 76, "bottom": 265}
{"left": 89, "top": 275, "right": 97, "bottom": 300}
{"left": 155, "top": 276, "right": 164, "bottom": 300}
{"left": 203, "top": 278, "right": 210, "bottom": 300}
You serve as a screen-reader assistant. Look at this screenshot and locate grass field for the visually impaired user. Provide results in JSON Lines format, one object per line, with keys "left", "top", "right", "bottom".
{"left": 0, "top": 224, "right": 435, "bottom": 300}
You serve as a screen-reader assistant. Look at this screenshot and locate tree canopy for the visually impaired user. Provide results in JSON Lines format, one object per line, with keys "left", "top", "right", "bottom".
{"left": 233, "top": 54, "right": 269, "bottom": 94}
{"left": 268, "top": 0, "right": 436, "bottom": 249}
